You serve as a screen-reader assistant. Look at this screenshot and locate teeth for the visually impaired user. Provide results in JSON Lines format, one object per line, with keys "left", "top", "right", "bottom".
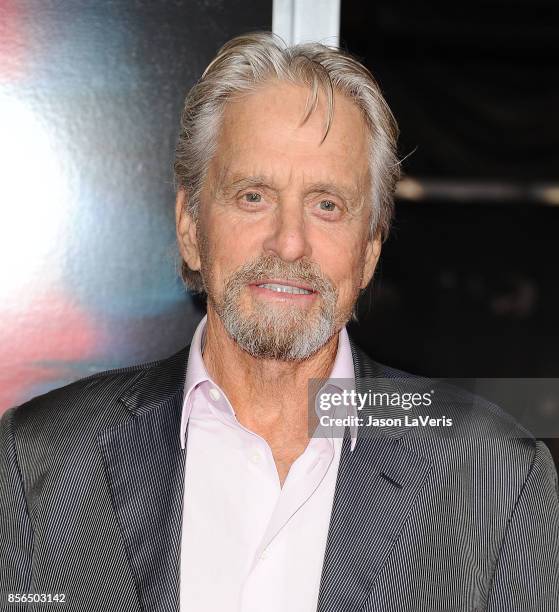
{"left": 257, "top": 283, "right": 312, "bottom": 295}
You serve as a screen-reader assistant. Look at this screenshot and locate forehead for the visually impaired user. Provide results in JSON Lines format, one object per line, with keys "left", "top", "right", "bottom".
{"left": 209, "top": 80, "right": 370, "bottom": 192}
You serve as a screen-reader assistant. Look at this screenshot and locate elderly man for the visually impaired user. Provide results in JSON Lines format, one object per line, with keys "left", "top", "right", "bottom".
{"left": 1, "top": 32, "right": 558, "bottom": 612}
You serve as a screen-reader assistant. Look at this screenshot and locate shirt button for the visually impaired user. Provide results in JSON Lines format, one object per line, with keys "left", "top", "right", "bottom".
{"left": 209, "top": 387, "right": 221, "bottom": 401}
{"left": 250, "top": 452, "right": 261, "bottom": 465}
{"left": 260, "top": 548, "right": 268, "bottom": 560}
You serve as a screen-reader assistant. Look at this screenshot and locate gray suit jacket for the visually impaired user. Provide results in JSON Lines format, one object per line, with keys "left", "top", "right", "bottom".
{"left": 1, "top": 340, "right": 558, "bottom": 611}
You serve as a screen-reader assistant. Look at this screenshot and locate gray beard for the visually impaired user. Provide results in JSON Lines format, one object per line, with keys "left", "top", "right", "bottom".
{"left": 207, "top": 255, "right": 341, "bottom": 361}
{"left": 220, "top": 292, "right": 337, "bottom": 361}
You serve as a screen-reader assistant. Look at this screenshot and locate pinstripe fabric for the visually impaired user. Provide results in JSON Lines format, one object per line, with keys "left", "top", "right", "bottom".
{"left": 1, "top": 350, "right": 188, "bottom": 612}
{"left": 1, "top": 341, "right": 558, "bottom": 611}
{"left": 317, "top": 343, "right": 559, "bottom": 611}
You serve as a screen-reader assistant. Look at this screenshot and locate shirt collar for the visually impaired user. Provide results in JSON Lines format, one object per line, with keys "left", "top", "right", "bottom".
{"left": 323, "top": 321, "right": 358, "bottom": 450}
{"left": 180, "top": 316, "right": 211, "bottom": 449}
{"left": 180, "top": 315, "right": 357, "bottom": 451}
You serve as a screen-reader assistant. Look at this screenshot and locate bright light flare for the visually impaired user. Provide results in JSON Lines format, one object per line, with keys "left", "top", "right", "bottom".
{"left": 0, "top": 92, "right": 71, "bottom": 308}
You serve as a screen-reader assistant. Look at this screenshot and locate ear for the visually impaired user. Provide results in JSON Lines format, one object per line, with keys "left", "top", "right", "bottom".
{"left": 360, "top": 231, "right": 382, "bottom": 289}
{"left": 175, "top": 188, "right": 201, "bottom": 272}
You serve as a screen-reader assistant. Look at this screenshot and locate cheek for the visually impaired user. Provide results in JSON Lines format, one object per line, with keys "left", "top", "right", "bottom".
{"left": 337, "top": 261, "right": 365, "bottom": 302}
{"left": 202, "top": 215, "right": 259, "bottom": 280}
{"left": 313, "top": 232, "right": 366, "bottom": 293}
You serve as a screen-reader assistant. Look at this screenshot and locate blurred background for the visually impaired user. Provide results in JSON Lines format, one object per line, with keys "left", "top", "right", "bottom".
{"left": 0, "top": 0, "right": 557, "bottom": 463}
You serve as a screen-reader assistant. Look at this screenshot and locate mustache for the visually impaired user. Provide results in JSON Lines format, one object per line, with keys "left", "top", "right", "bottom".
{"left": 225, "top": 254, "right": 335, "bottom": 295}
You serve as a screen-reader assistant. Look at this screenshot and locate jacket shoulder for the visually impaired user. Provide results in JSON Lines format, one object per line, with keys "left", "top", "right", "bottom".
{"left": 350, "top": 338, "right": 535, "bottom": 442}
{"left": 349, "top": 340, "right": 548, "bottom": 516}
{"left": 4, "top": 346, "right": 190, "bottom": 441}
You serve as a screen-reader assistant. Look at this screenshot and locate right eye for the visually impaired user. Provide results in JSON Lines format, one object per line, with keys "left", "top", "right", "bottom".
{"left": 242, "top": 192, "right": 262, "bottom": 203}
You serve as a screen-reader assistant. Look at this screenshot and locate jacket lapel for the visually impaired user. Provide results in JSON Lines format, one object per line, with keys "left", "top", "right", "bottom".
{"left": 317, "top": 341, "right": 433, "bottom": 612}
{"left": 98, "top": 348, "right": 189, "bottom": 612}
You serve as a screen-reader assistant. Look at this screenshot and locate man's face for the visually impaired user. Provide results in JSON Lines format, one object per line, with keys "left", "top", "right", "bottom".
{"left": 178, "top": 80, "right": 381, "bottom": 360}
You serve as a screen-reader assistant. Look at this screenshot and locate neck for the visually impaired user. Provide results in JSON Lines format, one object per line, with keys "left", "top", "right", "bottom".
{"left": 201, "top": 306, "right": 340, "bottom": 484}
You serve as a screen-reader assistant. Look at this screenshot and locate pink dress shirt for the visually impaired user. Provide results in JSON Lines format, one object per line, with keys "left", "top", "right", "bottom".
{"left": 179, "top": 315, "right": 357, "bottom": 612}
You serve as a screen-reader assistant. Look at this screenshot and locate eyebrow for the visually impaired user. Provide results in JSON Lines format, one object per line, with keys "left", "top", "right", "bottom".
{"left": 222, "top": 175, "right": 360, "bottom": 203}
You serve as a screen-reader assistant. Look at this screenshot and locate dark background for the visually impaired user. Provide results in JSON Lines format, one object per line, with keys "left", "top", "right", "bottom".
{"left": 341, "top": 0, "right": 559, "bottom": 463}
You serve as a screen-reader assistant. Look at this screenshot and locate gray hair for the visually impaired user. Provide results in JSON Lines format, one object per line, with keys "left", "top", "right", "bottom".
{"left": 174, "top": 31, "right": 400, "bottom": 293}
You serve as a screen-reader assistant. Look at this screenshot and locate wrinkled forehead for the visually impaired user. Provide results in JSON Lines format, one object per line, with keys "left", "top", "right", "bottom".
{"left": 207, "top": 80, "right": 371, "bottom": 196}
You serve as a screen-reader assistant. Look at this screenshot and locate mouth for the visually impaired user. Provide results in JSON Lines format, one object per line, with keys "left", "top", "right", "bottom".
{"left": 249, "top": 279, "right": 317, "bottom": 299}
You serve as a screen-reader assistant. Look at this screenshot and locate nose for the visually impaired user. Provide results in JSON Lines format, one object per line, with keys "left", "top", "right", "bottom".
{"left": 261, "top": 198, "right": 312, "bottom": 262}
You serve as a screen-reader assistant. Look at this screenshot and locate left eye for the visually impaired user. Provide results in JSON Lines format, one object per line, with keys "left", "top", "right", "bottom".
{"left": 318, "top": 200, "right": 337, "bottom": 211}
{"left": 243, "top": 192, "right": 262, "bottom": 203}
